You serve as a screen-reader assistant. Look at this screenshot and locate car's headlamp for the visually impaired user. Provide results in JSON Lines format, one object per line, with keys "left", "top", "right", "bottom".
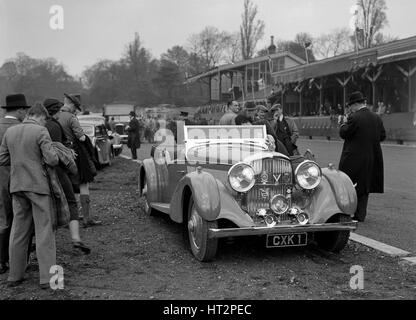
{"left": 295, "top": 161, "right": 322, "bottom": 190}
{"left": 228, "top": 163, "right": 255, "bottom": 193}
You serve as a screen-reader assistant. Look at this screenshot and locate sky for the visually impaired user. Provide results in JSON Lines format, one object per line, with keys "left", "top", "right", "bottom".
{"left": 1, "top": 0, "right": 415, "bottom": 76}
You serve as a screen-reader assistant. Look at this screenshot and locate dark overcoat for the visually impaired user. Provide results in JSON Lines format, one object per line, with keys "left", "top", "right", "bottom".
{"left": 127, "top": 118, "right": 141, "bottom": 149}
{"left": 339, "top": 107, "right": 386, "bottom": 196}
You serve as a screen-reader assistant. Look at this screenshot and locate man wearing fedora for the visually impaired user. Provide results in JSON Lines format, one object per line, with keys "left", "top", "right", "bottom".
{"left": 127, "top": 111, "right": 141, "bottom": 160}
{"left": 0, "top": 102, "right": 59, "bottom": 288}
{"left": 339, "top": 91, "right": 386, "bottom": 222}
{"left": 0, "top": 94, "right": 30, "bottom": 274}
{"left": 55, "top": 93, "right": 101, "bottom": 228}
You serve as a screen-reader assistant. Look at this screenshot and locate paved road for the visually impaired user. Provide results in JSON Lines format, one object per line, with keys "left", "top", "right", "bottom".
{"left": 123, "top": 139, "right": 416, "bottom": 253}
{"left": 297, "top": 138, "right": 416, "bottom": 254}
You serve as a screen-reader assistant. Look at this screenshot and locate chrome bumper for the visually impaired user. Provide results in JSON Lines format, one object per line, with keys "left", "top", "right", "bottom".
{"left": 208, "top": 221, "right": 358, "bottom": 239}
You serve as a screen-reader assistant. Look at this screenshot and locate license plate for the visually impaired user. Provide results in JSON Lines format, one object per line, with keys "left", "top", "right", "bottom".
{"left": 266, "top": 233, "right": 308, "bottom": 248}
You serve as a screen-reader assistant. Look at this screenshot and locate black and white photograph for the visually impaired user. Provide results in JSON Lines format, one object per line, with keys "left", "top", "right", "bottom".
{"left": 0, "top": 0, "right": 415, "bottom": 307}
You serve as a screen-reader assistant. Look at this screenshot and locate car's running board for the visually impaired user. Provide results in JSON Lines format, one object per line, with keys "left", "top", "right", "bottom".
{"left": 150, "top": 202, "right": 170, "bottom": 214}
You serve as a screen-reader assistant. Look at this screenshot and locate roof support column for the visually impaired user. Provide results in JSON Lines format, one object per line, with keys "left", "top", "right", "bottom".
{"left": 314, "top": 79, "right": 324, "bottom": 113}
{"left": 365, "top": 66, "right": 383, "bottom": 107}
{"left": 294, "top": 82, "right": 304, "bottom": 117}
{"left": 336, "top": 74, "right": 352, "bottom": 110}
{"left": 395, "top": 62, "right": 416, "bottom": 112}
{"left": 218, "top": 70, "right": 222, "bottom": 102}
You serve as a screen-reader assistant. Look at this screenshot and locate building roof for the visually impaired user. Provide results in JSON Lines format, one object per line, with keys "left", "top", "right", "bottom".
{"left": 185, "top": 51, "right": 306, "bottom": 84}
{"left": 272, "top": 36, "right": 416, "bottom": 85}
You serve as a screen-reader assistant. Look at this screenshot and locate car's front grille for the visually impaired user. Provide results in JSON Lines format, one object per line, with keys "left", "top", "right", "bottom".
{"left": 246, "top": 157, "right": 293, "bottom": 222}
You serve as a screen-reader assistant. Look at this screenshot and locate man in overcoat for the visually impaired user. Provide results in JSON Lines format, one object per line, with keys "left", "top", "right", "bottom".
{"left": 0, "top": 104, "right": 59, "bottom": 288}
{"left": 339, "top": 91, "right": 386, "bottom": 222}
{"left": 0, "top": 94, "right": 29, "bottom": 274}
{"left": 127, "top": 111, "right": 141, "bottom": 160}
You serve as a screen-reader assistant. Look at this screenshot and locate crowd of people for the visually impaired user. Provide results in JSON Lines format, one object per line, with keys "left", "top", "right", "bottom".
{"left": 0, "top": 93, "right": 100, "bottom": 290}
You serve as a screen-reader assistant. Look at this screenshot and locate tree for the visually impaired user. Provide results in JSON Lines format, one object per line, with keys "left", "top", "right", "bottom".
{"left": 153, "top": 59, "right": 183, "bottom": 101}
{"left": 0, "top": 53, "right": 82, "bottom": 105}
{"left": 124, "top": 33, "right": 158, "bottom": 104}
{"left": 374, "top": 33, "right": 398, "bottom": 45}
{"left": 223, "top": 32, "right": 242, "bottom": 63}
{"left": 188, "top": 26, "right": 230, "bottom": 70}
{"left": 313, "top": 28, "right": 355, "bottom": 59}
{"left": 240, "top": 0, "right": 265, "bottom": 60}
{"left": 276, "top": 39, "right": 316, "bottom": 63}
{"left": 161, "top": 46, "right": 190, "bottom": 74}
{"left": 355, "top": 0, "right": 388, "bottom": 48}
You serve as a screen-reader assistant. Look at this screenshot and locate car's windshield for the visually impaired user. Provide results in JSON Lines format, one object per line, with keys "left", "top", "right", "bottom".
{"left": 187, "top": 143, "right": 266, "bottom": 165}
{"left": 186, "top": 125, "right": 265, "bottom": 141}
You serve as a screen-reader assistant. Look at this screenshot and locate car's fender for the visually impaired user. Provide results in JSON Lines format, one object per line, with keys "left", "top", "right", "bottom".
{"left": 322, "top": 167, "right": 358, "bottom": 216}
{"left": 138, "top": 158, "right": 169, "bottom": 203}
{"left": 305, "top": 168, "right": 357, "bottom": 224}
{"left": 170, "top": 170, "right": 221, "bottom": 223}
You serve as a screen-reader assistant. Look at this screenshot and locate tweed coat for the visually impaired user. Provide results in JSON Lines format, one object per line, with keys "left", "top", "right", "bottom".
{"left": 0, "top": 119, "right": 59, "bottom": 195}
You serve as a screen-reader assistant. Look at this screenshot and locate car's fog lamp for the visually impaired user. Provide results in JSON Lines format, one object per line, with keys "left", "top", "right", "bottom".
{"left": 264, "top": 215, "right": 277, "bottom": 227}
{"left": 270, "top": 194, "right": 289, "bottom": 215}
{"left": 296, "top": 212, "right": 309, "bottom": 225}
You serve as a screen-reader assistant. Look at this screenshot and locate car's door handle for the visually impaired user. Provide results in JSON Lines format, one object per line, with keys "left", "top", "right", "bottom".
{"left": 178, "top": 170, "right": 186, "bottom": 174}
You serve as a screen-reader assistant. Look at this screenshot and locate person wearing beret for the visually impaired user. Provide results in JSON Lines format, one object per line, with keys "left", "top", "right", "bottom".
{"left": 270, "top": 104, "right": 299, "bottom": 156}
{"left": 0, "top": 94, "right": 30, "bottom": 274}
{"left": 55, "top": 93, "right": 101, "bottom": 228}
{"left": 44, "top": 98, "right": 90, "bottom": 254}
{"left": 339, "top": 91, "right": 386, "bottom": 222}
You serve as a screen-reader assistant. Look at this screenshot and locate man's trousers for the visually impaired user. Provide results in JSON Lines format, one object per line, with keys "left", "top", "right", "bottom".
{"left": 0, "top": 167, "right": 13, "bottom": 264}
{"left": 8, "top": 192, "right": 56, "bottom": 285}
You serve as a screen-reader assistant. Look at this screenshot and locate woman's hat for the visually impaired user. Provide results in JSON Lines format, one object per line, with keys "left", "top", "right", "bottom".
{"left": 2, "top": 94, "right": 31, "bottom": 109}
{"left": 347, "top": 91, "right": 366, "bottom": 106}
{"left": 64, "top": 93, "right": 81, "bottom": 110}
{"left": 256, "top": 105, "right": 269, "bottom": 112}
{"left": 270, "top": 104, "right": 282, "bottom": 112}
{"left": 43, "top": 98, "right": 63, "bottom": 115}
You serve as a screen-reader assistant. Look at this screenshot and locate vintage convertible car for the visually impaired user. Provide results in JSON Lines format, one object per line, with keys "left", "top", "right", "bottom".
{"left": 78, "top": 115, "right": 123, "bottom": 158}
{"left": 138, "top": 124, "right": 358, "bottom": 261}
{"left": 79, "top": 119, "right": 121, "bottom": 167}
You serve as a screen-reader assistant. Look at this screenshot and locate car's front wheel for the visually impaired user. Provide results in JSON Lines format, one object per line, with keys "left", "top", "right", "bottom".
{"left": 187, "top": 197, "right": 218, "bottom": 262}
{"left": 315, "top": 214, "right": 351, "bottom": 253}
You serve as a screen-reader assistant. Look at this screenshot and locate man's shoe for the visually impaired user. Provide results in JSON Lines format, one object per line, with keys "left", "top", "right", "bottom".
{"left": 73, "top": 241, "right": 91, "bottom": 254}
{"left": 0, "top": 262, "right": 9, "bottom": 274}
{"left": 7, "top": 279, "right": 24, "bottom": 287}
{"left": 83, "top": 219, "right": 102, "bottom": 228}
